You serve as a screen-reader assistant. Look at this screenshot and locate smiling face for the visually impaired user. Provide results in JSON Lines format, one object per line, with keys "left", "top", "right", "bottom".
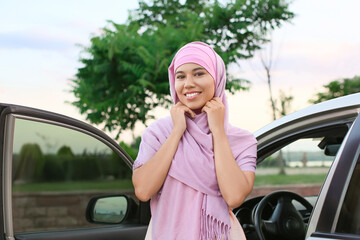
{"left": 174, "top": 63, "right": 215, "bottom": 111}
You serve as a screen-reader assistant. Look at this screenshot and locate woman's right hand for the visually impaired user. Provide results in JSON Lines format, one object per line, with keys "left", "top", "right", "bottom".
{"left": 170, "top": 102, "right": 196, "bottom": 134}
{"left": 133, "top": 102, "right": 195, "bottom": 202}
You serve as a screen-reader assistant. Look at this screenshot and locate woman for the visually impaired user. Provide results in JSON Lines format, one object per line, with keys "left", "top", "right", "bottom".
{"left": 132, "top": 42, "right": 257, "bottom": 239}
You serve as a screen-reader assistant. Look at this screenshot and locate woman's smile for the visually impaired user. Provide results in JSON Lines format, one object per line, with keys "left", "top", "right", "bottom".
{"left": 185, "top": 91, "right": 201, "bottom": 99}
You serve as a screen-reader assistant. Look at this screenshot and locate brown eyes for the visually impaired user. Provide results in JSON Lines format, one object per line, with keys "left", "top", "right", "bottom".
{"left": 176, "top": 75, "right": 185, "bottom": 80}
{"left": 195, "top": 72, "right": 205, "bottom": 76}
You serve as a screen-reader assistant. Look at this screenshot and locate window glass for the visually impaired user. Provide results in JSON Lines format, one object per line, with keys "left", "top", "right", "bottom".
{"left": 255, "top": 138, "right": 336, "bottom": 198}
{"left": 12, "top": 118, "right": 134, "bottom": 233}
{"left": 336, "top": 158, "right": 360, "bottom": 234}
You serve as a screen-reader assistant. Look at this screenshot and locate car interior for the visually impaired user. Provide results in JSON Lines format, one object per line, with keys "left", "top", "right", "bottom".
{"left": 231, "top": 123, "right": 350, "bottom": 240}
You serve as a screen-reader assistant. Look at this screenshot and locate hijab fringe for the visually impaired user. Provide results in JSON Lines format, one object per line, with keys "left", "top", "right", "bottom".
{"left": 201, "top": 209, "right": 230, "bottom": 240}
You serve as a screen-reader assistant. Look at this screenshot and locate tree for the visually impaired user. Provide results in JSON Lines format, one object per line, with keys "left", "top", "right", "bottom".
{"left": 14, "top": 143, "right": 44, "bottom": 182}
{"left": 259, "top": 39, "right": 293, "bottom": 175}
{"left": 276, "top": 89, "right": 293, "bottom": 118}
{"left": 57, "top": 145, "right": 74, "bottom": 157}
{"left": 71, "top": 0, "right": 294, "bottom": 138}
{"left": 310, "top": 76, "right": 360, "bottom": 104}
{"left": 275, "top": 89, "right": 293, "bottom": 175}
{"left": 260, "top": 41, "right": 277, "bottom": 121}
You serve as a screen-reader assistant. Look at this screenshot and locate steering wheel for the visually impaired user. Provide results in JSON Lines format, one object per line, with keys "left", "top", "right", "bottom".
{"left": 253, "top": 191, "right": 313, "bottom": 240}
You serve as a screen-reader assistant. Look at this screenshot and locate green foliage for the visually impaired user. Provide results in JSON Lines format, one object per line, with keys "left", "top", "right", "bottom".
{"left": 110, "top": 152, "right": 132, "bottom": 179}
{"left": 310, "top": 75, "right": 360, "bottom": 104}
{"left": 254, "top": 173, "right": 327, "bottom": 186}
{"left": 120, "top": 141, "right": 139, "bottom": 160}
{"left": 15, "top": 143, "right": 132, "bottom": 182}
{"left": 276, "top": 89, "right": 293, "bottom": 117}
{"left": 57, "top": 145, "right": 74, "bottom": 157}
{"left": 130, "top": 136, "right": 142, "bottom": 151}
{"left": 15, "top": 143, "right": 44, "bottom": 181}
{"left": 110, "top": 138, "right": 141, "bottom": 179}
{"left": 72, "top": 0, "right": 294, "bottom": 136}
{"left": 42, "top": 154, "right": 65, "bottom": 181}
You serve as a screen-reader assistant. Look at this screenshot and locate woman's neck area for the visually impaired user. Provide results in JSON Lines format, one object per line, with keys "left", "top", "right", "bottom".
{"left": 193, "top": 108, "right": 202, "bottom": 115}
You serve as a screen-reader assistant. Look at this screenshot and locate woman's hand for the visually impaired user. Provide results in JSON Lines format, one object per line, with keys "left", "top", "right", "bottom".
{"left": 201, "top": 97, "right": 225, "bottom": 135}
{"left": 170, "top": 102, "right": 196, "bottom": 134}
{"left": 133, "top": 102, "right": 195, "bottom": 202}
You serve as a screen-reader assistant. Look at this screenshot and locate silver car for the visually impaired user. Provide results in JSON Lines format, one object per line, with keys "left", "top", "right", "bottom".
{"left": 1, "top": 92, "right": 359, "bottom": 240}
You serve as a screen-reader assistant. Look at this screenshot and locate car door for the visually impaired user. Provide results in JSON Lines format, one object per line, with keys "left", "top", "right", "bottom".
{"left": 0, "top": 104, "right": 148, "bottom": 240}
{"left": 306, "top": 113, "right": 360, "bottom": 239}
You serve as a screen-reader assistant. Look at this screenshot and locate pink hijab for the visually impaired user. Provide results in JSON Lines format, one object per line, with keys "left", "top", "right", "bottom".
{"left": 134, "top": 42, "right": 257, "bottom": 239}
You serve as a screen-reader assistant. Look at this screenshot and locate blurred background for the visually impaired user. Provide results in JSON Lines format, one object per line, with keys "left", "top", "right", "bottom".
{"left": 3, "top": 1, "right": 359, "bottom": 232}
{"left": 1, "top": 0, "right": 359, "bottom": 143}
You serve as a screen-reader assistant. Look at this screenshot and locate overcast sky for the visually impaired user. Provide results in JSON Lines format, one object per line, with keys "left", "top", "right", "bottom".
{"left": 1, "top": 0, "right": 359, "bottom": 142}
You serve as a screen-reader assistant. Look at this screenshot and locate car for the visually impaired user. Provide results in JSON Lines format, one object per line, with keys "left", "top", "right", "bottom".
{"left": 0, "top": 92, "right": 359, "bottom": 240}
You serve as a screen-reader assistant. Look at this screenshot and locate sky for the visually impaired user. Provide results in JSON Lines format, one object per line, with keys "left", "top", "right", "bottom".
{"left": 1, "top": 0, "right": 360, "bottom": 143}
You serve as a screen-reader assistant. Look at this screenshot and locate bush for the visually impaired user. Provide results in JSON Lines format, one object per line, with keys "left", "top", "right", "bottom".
{"left": 62, "top": 152, "right": 104, "bottom": 181}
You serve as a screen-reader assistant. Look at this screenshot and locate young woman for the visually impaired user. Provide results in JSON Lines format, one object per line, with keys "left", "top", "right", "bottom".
{"left": 132, "top": 42, "right": 257, "bottom": 239}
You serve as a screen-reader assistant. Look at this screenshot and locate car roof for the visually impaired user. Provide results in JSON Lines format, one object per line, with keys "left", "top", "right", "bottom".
{"left": 254, "top": 93, "right": 360, "bottom": 146}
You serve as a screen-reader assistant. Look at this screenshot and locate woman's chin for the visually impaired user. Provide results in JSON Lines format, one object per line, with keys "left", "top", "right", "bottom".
{"left": 181, "top": 102, "right": 205, "bottom": 114}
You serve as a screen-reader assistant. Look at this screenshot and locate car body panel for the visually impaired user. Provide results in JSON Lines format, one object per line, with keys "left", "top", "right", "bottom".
{"left": 306, "top": 112, "right": 360, "bottom": 239}
{"left": 255, "top": 93, "right": 360, "bottom": 163}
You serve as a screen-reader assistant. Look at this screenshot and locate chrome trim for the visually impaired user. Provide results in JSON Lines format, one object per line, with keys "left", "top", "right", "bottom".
{"left": 305, "top": 120, "right": 355, "bottom": 238}
{"left": 3, "top": 115, "right": 15, "bottom": 240}
{"left": 12, "top": 114, "right": 132, "bottom": 167}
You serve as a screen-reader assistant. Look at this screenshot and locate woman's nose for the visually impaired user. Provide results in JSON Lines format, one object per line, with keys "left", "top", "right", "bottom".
{"left": 184, "top": 76, "right": 195, "bottom": 88}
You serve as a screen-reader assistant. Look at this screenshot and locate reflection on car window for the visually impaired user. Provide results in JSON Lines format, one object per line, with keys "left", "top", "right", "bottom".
{"left": 12, "top": 118, "right": 134, "bottom": 233}
{"left": 336, "top": 159, "right": 360, "bottom": 234}
{"left": 254, "top": 138, "right": 336, "bottom": 197}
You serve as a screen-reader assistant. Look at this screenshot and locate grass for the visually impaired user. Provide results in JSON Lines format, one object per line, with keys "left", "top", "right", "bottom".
{"left": 254, "top": 173, "right": 327, "bottom": 186}
{"left": 13, "top": 174, "right": 327, "bottom": 192}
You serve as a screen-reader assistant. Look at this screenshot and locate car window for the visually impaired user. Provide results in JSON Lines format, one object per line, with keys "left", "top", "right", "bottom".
{"left": 255, "top": 137, "right": 336, "bottom": 197}
{"left": 12, "top": 118, "right": 134, "bottom": 233}
{"left": 335, "top": 158, "right": 360, "bottom": 234}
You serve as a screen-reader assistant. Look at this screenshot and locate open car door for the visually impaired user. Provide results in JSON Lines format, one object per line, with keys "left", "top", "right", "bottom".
{"left": 0, "top": 104, "right": 149, "bottom": 240}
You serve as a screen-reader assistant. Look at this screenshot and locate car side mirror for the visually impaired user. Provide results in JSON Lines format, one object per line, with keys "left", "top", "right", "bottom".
{"left": 86, "top": 195, "right": 134, "bottom": 224}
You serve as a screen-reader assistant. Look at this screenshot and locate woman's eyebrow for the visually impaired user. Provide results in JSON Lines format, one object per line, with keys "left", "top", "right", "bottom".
{"left": 192, "top": 67, "right": 205, "bottom": 72}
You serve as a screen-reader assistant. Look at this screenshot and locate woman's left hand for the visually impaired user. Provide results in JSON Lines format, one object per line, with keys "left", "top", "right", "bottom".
{"left": 201, "top": 97, "right": 225, "bottom": 135}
